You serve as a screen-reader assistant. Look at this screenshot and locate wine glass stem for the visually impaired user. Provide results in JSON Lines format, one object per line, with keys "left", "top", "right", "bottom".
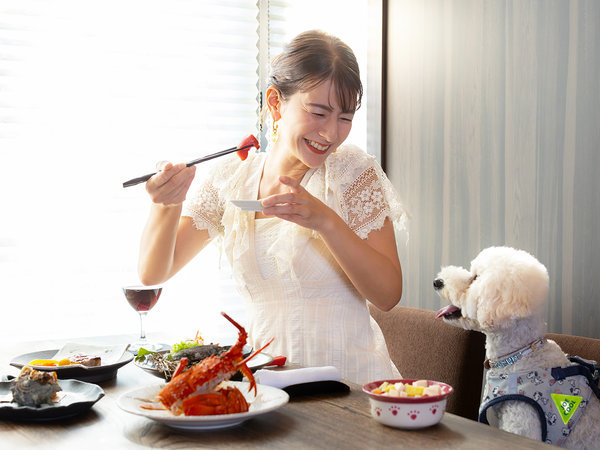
{"left": 138, "top": 311, "right": 148, "bottom": 340}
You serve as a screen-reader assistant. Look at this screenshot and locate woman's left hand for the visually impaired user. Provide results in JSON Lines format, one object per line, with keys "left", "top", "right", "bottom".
{"left": 261, "top": 176, "right": 335, "bottom": 232}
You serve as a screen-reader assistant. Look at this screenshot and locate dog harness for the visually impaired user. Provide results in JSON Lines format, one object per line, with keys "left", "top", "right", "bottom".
{"left": 479, "top": 356, "right": 600, "bottom": 447}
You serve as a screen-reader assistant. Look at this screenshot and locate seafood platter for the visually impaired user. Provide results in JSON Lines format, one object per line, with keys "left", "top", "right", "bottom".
{"left": 2, "top": 312, "right": 288, "bottom": 428}
{"left": 117, "top": 312, "right": 288, "bottom": 429}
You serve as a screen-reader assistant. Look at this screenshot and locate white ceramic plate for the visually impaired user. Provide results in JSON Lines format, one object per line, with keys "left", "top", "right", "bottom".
{"left": 117, "top": 381, "right": 289, "bottom": 430}
{"left": 230, "top": 200, "right": 263, "bottom": 211}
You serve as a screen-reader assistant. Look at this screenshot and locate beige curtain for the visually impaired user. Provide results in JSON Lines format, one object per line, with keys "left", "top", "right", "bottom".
{"left": 386, "top": 0, "right": 599, "bottom": 338}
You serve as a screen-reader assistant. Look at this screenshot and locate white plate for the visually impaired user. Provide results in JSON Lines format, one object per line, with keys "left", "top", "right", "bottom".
{"left": 230, "top": 200, "right": 263, "bottom": 211}
{"left": 117, "top": 381, "right": 289, "bottom": 430}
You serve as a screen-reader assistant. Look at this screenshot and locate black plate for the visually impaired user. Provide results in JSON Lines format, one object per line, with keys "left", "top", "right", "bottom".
{"left": 0, "top": 379, "right": 104, "bottom": 421}
{"left": 10, "top": 350, "right": 134, "bottom": 383}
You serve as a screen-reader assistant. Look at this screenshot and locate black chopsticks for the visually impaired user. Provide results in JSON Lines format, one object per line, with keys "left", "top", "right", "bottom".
{"left": 122, "top": 143, "right": 254, "bottom": 188}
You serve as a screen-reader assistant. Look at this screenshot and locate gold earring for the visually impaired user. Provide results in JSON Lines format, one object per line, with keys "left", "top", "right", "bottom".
{"left": 271, "top": 122, "right": 279, "bottom": 143}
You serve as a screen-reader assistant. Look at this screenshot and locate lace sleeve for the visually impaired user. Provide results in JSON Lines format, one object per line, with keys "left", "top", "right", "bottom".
{"left": 181, "top": 157, "right": 236, "bottom": 239}
{"left": 335, "top": 146, "right": 408, "bottom": 240}
{"left": 182, "top": 179, "right": 224, "bottom": 239}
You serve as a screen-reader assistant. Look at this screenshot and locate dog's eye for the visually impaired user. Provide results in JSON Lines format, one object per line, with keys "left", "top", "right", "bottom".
{"left": 472, "top": 274, "right": 478, "bottom": 282}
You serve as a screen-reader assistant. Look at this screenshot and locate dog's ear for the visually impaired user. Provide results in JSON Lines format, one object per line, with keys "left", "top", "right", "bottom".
{"left": 472, "top": 248, "right": 550, "bottom": 329}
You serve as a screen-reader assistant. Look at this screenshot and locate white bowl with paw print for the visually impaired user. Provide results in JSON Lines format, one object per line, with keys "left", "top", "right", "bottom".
{"left": 362, "top": 379, "right": 453, "bottom": 429}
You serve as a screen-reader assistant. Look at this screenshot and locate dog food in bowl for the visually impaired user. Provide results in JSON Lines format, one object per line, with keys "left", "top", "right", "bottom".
{"left": 362, "top": 379, "right": 453, "bottom": 429}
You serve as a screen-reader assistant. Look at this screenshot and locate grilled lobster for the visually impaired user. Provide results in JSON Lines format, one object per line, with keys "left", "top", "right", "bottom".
{"left": 156, "top": 312, "right": 272, "bottom": 416}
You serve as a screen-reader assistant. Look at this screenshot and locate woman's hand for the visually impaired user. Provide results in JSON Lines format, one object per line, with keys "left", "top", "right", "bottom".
{"left": 261, "top": 176, "right": 336, "bottom": 232}
{"left": 146, "top": 162, "right": 196, "bottom": 206}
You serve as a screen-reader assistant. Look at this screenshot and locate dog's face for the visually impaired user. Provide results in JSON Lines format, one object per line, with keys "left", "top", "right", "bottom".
{"left": 433, "top": 246, "right": 549, "bottom": 332}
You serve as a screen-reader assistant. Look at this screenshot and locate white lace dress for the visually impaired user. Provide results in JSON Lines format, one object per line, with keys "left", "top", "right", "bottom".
{"left": 182, "top": 144, "right": 407, "bottom": 384}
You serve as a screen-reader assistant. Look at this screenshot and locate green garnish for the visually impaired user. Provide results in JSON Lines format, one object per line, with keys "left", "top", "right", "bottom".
{"left": 134, "top": 347, "right": 155, "bottom": 362}
{"left": 171, "top": 340, "right": 202, "bottom": 354}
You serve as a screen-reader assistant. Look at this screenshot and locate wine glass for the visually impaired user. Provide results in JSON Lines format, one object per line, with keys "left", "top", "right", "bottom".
{"left": 123, "top": 284, "right": 163, "bottom": 354}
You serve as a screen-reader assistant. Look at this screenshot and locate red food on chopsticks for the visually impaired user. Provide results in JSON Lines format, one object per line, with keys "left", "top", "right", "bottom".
{"left": 237, "top": 134, "right": 259, "bottom": 161}
{"left": 122, "top": 134, "right": 261, "bottom": 188}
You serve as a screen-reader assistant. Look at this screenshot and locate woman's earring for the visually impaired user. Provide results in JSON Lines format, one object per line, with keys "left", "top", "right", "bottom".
{"left": 271, "top": 122, "right": 279, "bottom": 143}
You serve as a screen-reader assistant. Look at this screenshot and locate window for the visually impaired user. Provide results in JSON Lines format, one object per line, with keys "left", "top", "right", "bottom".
{"left": 1, "top": 1, "right": 374, "bottom": 343}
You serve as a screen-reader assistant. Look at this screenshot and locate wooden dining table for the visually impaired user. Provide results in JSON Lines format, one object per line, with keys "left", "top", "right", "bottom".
{"left": 1, "top": 335, "right": 553, "bottom": 449}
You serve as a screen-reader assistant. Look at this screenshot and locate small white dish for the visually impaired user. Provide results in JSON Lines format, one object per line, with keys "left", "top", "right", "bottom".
{"left": 117, "top": 381, "right": 289, "bottom": 430}
{"left": 363, "top": 379, "right": 453, "bottom": 429}
{"left": 230, "top": 200, "right": 263, "bottom": 211}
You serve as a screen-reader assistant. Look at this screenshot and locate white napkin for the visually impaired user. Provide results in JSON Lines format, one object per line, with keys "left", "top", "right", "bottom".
{"left": 52, "top": 343, "right": 129, "bottom": 366}
{"left": 254, "top": 366, "right": 341, "bottom": 389}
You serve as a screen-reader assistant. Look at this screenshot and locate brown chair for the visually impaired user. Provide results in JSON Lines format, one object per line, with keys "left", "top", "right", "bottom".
{"left": 546, "top": 333, "right": 600, "bottom": 362}
{"left": 546, "top": 332, "right": 600, "bottom": 389}
{"left": 369, "top": 304, "right": 486, "bottom": 420}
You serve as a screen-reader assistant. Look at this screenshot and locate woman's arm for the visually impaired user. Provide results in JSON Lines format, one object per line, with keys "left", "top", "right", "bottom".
{"left": 261, "top": 175, "right": 402, "bottom": 311}
{"left": 137, "top": 162, "right": 211, "bottom": 285}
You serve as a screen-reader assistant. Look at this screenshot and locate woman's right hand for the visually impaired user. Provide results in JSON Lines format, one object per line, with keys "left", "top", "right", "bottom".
{"left": 145, "top": 162, "right": 196, "bottom": 206}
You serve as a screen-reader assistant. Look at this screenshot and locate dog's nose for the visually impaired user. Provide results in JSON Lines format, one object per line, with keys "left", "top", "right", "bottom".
{"left": 433, "top": 278, "right": 444, "bottom": 290}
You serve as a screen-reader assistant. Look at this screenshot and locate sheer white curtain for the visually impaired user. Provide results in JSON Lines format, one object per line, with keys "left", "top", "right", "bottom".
{"left": 0, "top": 0, "right": 372, "bottom": 344}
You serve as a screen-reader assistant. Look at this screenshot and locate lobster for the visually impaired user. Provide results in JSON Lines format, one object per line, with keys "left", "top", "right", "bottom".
{"left": 156, "top": 312, "right": 273, "bottom": 416}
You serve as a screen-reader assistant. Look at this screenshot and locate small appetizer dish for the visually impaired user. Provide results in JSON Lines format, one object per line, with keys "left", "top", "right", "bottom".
{"left": 230, "top": 200, "right": 263, "bottom": 212}
{"left": 362, "top": 379, "right": 454, "bottom": 429}
{"left": 10, "top": 343, "right": 133, "bottom": 383}
{"left": 0, "top": 367, "right": 104, "bottom": 421}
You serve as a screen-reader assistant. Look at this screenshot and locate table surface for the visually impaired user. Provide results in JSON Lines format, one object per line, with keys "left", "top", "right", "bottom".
{"left": 0, "top": 336, "right": 553, "bottom": 449}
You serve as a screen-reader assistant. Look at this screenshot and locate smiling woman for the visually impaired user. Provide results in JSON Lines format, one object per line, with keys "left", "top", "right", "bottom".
{"left": 0, "top": 1, "right": 374, "bottom": 344}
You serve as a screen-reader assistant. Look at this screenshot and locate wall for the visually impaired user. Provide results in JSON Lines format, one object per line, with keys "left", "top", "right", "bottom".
{"left": 386, "top": 0, "right": 599, "bottom": 338}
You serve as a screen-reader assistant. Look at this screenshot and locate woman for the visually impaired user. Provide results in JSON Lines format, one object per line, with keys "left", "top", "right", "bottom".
{"left": 138, "top": 30, "right": 407, "bottom": 383}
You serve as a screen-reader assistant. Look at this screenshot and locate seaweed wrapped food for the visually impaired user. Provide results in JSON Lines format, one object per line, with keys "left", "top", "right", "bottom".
{"left": 11, "top": 366, "right": 62, "bottom": 406}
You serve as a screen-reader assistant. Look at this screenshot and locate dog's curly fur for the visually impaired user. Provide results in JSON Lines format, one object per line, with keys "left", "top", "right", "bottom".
{"left": 433, "top": 246, "right": 600, "bottom": 448}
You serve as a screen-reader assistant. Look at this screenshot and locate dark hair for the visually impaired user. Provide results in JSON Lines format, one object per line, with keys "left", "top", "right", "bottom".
{"left": 269, "top": 30, "right": 362, "bottom": 112}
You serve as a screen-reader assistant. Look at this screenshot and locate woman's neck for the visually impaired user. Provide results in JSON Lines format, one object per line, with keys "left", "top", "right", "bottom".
{"left": 259, "top": 144, "right": 309, "bottom": 198}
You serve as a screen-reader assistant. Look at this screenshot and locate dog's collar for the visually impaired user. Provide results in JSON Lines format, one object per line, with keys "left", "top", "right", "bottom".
{"left": 484, "top": 338, "right": 547, "bottom": 369}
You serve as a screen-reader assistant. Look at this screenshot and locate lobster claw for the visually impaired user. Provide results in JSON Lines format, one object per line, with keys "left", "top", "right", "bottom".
{"left": 172, "top": 357, "right": 189, "bottom": 379}
{"left": 236, "top": 337, "right": 275, "bottom": 395}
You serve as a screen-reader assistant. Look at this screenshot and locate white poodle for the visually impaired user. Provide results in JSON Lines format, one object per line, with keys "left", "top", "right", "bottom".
{"left": 433, "top": 246, "right": 600, "bottom": 448}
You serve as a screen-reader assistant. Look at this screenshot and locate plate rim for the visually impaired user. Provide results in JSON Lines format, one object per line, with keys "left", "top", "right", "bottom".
{"left": 117, "top": 380, "right": 289, "bottom": 429}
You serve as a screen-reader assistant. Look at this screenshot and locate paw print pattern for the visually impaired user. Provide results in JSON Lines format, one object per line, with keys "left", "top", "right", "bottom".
{"left": 429, "top": 404, "right": 440, "bottom": 415}
{"left": 388, "top": 405, "right": 400, "bottom": 416}
{"left": 407, "top": 410, "right": 420, "bottom": 420}
{"left": 374, "top": 406, "right": 382, "bottom": 416}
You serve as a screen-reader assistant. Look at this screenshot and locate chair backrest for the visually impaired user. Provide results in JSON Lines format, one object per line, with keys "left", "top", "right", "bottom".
{"left": 369, "top": 304, "right": 486, "bottom": 420}
{"left": 546, "top": 332, "right": 600, "bottom": 367}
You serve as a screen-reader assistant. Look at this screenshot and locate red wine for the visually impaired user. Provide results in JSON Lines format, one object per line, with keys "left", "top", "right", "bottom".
{"left": 124, "top": 286, "right": 162, "bottom": 312}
